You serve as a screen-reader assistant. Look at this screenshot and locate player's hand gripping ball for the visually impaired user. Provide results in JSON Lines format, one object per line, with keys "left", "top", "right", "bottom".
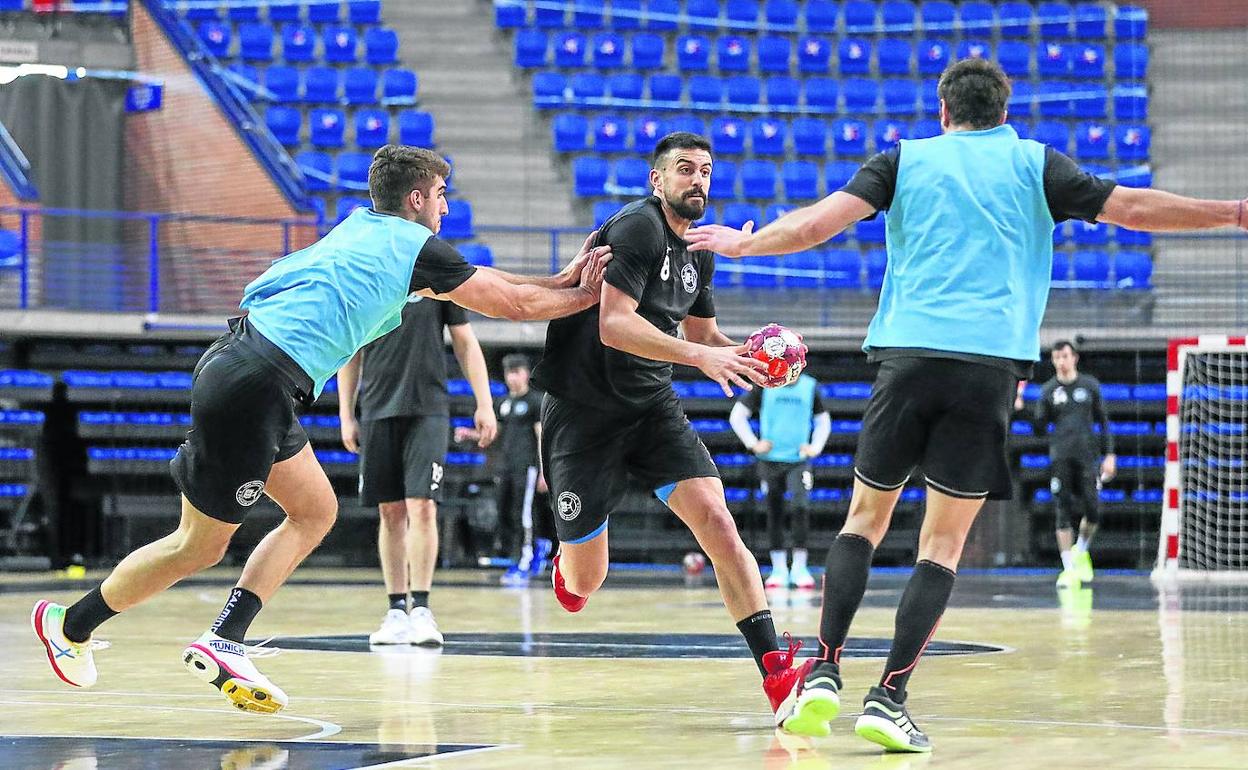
{"left": 745, "top": 324, "right": 807, "bottom": 388}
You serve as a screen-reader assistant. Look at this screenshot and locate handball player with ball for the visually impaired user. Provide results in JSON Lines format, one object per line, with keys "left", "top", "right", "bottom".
{"left": 532, "top": 132, "right": 813, "bottom": 714}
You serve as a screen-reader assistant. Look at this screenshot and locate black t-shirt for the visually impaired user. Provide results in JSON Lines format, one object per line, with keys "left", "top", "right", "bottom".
{"left": 533, "top": 197, "right": 716, "bottom": 413}
{"left": 358, "top": 297, "right": 468, "bottom": 420}
{"left": 407, "top": 236, "right": 478, "bottom": 295}
{"left": 1035, "top": 373, "right": 1113, "bottom": 460}
{"left": 840, "top": 144, "right": 1117, "bottom": 380}
{"left": 496, "top": 388, "right": 543, "bottom": 470}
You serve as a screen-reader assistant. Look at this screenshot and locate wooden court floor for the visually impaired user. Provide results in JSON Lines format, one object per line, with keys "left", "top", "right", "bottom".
{"left": 2, "top": 568, "right": 1247, "bottom": 769}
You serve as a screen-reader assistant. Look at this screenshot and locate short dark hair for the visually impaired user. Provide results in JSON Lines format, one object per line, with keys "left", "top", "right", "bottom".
{"left": 368, "top": 145, "right": 451, "bottom": 213}
{"left": 1052, "top": 339, "right": 1078, "bottom": 355}
{"left": 937, "top": 58, "right": 1011, "bottom": 130}
{"left": 652, "top": 131, "right": 712, "bottom": 168}
{"left": 502, "top": 353, "right": 531, "bottom": 372}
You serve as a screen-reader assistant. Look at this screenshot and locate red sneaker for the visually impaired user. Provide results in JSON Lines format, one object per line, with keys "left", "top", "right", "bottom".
{"left": 552, "top": 553, "right": 588, "bottom": 613}
{"left": 762, "top": 632, "right": 815, "bottom": 713}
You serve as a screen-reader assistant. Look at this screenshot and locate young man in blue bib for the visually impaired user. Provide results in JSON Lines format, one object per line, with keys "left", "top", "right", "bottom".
{"left": 31, "top": 145, "right": 610, "bottom": 713}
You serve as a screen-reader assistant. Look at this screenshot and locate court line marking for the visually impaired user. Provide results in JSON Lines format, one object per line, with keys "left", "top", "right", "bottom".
{"left": 0, "top": 699, "right": 341, "bottom": 741}
{"left": 350, "top": 745, "right": 514, "bottom": 769}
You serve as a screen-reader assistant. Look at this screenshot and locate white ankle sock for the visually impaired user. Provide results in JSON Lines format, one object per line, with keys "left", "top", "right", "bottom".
{"left": 1060, "top": 550, "right": 1074, "bottom": 571}
{"left": 770, "top": 550, "right": 788, "bottom": 571}
{"left": 1075, "top": 535, "right": 1089, "bottom": 552}
{"left": 792, "top": 548, "right": 808, "bottom": 572}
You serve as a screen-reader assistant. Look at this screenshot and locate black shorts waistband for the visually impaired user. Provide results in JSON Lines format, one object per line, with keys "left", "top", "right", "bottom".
{"left": 228, "top": 316, "right": 315, "bottom": 405}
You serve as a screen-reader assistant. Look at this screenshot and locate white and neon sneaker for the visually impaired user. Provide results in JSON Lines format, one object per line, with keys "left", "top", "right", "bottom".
{"left": 369, "top": 609, "right": 412, "bottom": 645}
{"left": 182, "top": 631, "right": 288, "bottom": 714}
{"left": 408, "top": 607, "right": 444, "bottom": 647}
{"left": 31, "top": 600, "right": 98, "bottom": 688}
{"left": 766, "top": 566, "right": 790, "bottom": 589}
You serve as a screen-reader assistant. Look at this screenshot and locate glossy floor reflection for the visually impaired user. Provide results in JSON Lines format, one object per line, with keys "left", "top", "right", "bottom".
{"left": 2, "top": 568, "right": 1247, "bottom": 769}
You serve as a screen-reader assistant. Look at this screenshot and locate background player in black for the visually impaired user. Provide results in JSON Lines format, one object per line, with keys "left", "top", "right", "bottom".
{"left": 533, "top": 132, "right": 809, "bottom": 714}
{"left": 338, "top": 296, "right": 496, "bottom": 646}
{"left": 1027, "top": 340, "right": 1115, "bottom": 586}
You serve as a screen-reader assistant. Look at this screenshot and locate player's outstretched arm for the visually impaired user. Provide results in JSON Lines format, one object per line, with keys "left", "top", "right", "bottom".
{"left": 426, "top": 245, "right": 610, "bottom": 321}
{"left": 1097, "top": 187, "right": 1246, "bottom": 232}
{"left": 684, "top": 192, "right": 877, "bottom": 258}
{"left": 480, "top": 231, "right": 607, "bottom": 290}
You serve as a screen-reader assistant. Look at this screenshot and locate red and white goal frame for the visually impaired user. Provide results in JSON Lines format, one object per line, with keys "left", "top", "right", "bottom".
{"left": 1154, "top": 334, "right": 1248, "bottom": 583}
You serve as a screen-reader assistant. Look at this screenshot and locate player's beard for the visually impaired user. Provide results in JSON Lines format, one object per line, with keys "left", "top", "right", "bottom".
{"left": 667, "top": 189, "right": 706, "bottom": 222}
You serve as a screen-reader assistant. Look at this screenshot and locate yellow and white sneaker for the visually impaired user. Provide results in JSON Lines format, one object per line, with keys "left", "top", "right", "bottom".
{"left": 31, "top": 600, "right": 98, "bottom": 688}
{"left": 1073, "top": 548, "right": 1095, "bottom": 583}
{"left": 183, "top": 631, "right": 288, "bottom": 714}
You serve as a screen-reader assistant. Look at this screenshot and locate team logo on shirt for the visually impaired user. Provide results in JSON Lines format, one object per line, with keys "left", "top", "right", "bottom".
{"left": 236, "top": 480, "right": 266, "bottom": 507}
{"left": 1053, "top": 387, "right": 1068, "bottom": 405}
{"left": 515, "top": 400, "right": 529, "bottom": 416}
{"left": 680, "top": 263, "right": 698, "bottom": 294}
{"left": 557, "top": 491, "right": 582, "bottom": 521}
{"left": 1073, "top": 388, "right": 1089, "bottom": 402}
{"left": 500, "top": 400, "right": 512, "bottom": 417}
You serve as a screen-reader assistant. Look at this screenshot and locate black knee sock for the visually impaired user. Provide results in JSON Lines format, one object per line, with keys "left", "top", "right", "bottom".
{"left": 409, "top": 590, "right": 429, "bottom": 610}
{"left": 736, "top": 609, "right": 780, "bottom": 677}
{"left": 817, "top": 533, "right": 875, "bottom": 665}
{"left": 63, "top": 586, "right": 118, "bottom": 644}
{"left": 211, "top": 587, "right": 263, "bottom": 644}
{"left": 879, "top": 560, "right": 956, "bottom": 703}
{"left": 388, "top": 593, "right": 407, "bottom": 612}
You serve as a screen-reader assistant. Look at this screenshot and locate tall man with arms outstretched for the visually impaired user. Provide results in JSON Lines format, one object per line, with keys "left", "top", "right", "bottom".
{"left": 532, "top": 132, "right": 810, "bottom": 713}
{"left": 687, "top": 59, "right": 1248, "bottom": 752}
{"left": 31, "top": 144, "right": 610, "bottom": 714}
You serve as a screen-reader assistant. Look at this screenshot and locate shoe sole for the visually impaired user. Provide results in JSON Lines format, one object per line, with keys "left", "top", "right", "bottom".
{"left": 780, "top": 689, "right": 839, "bottom": 738}
{"left": 31, "top": 600, "right": 89, "bottom": 688}
{"left": 183, "top": 644, "right": 286, "bottom": 715}
{"left": 410, "top": 637, "right": 444, "bottom": 648}
{"left": 368, "top": 636, "right": 411, "bottom": 645}
{"left": 855, "top": 714, "right": 932, "bottom": 753}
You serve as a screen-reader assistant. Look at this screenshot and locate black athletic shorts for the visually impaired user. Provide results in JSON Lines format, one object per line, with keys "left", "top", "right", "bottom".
{"left": 854, "top": 356, "right": 1018, "bottom": 501}
{"left": 1051, "top": 455, "right": 1101, "bottom": 528}
{"left": 170, "top": 318, "right": 311, "bottom": 525}
{"left": 358, "top": 415, "right": 449, "bottom": 506}
{"left": 540, "top": 393, "right": 719, "bottom": 543}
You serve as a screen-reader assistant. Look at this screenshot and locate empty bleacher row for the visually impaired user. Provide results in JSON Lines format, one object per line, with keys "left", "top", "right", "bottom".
{"left": 0, "top": 369, "right": 50, "bottom": 548}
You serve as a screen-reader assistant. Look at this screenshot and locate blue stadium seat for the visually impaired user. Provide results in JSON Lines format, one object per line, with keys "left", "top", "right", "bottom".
{"left": 535, "top": 1, "right": 566, "bottom": 28}
{"left": 441, "top": 200, "right": 475, "bottom": 239}
{"left": 878, "top": 38, "right": 912, "bottom": 76}
{"left": 797, "top": 37, "right": 831, "bottom": 74}
{"left": 805, "top": 0, "right": 838, "bottom": 34}
{"left": 1116, "top": 164, "right": 1152, "bottom": 189}
{"left": 1073, "top": 250, "right": 1110, "bottom": 286}
{"left": 608, "top": 72, "right": 644, "bottom": 100}
{"left": 766, "top": 76, "right": 800, "bottom": 109}
{"left": 919, "top": 1, "right": 956, "bottom": 33}
{"left": 229, "top": 4, "right": 260, "bottom": 23}
{"left": 1038, "top": 41, "right": 1071, "bottom": 78}
{"left": 726, "top": 75, "right": 761, "bottom": 108}
{"left": 1115, "top": 226, "right": 1152, "bottom": 247}
{"left": 825, "top": 160, "right": 858, "bottom": 191}
{"left": 711, "top": 117, "right": 747, "bottom": 155}
{"left": 1052, "top": 221, "right": 1069, "bottom": 247}
{"left": 309, "top": 2, "right": 340, "bottom": 24}
{"left": 574, "top": 0, "right": 605, "bottom": 29}
{"left": 615, "top": 157, "right": 650, "bottom": 190}
{"left": 458, "top": 244, "right": 495, "bottom": 267}
{"left": 226, "top": 63, "right": 261, "bottom": 97}
{"left": 354, "top": 109, "right": 389, "bottom": 148}
{"left": 1033, "top": 120, "right": 1070, "bottom": 152}
{"left": 555, "top": 33, "right": 588, "bottom": 68}
{"left": 1115, "top": 125, "right": 1150, "bottom": 162}
{"left": 349, "top": 1, "right": 382, "bottom": 25}
{"left": 998, "top": 2, "right": 1033, "bottom": 38}
{"left": 839, "top": 38, "right": 871, "bottom": 76}
{"left": 594, "top": 114, "right": 628, "bottom": 152}
{"left": 1072, "top": 220, "right": 1109, "bottom": 246}
{"left": 1072, "top": 83, "right": 1107, "bottom": 118}
{"left": 1074, "top": 122, "right": 1110, "bottom": 159}
{"left": 336, "top": 152, "right": 371, "bottom": 191}
{"left": 696, "top": 205, "right": 717, "bottom": 226}
{"left": 645, "top": 0, "right": 680, "bottom": 31}
{"left": 310, "top": 108, "right": 345, "bottom": 148}
{"left": 856, "top": 212, "right": 887, "bottom": 243}
{"left": 631, "top": 33, "right": 664, "bottom": 70}
{"left": 264, "top": 66, "right": 300, "bottom": 102}
{"left": 382, "top": 68, "right": 418, "bottom": 104}
{"left": 296, "top": 151, "right": 333, "bottom": 192}
{"left": 758, "top": 36, "right": 792, "bottom": 74}
{"left": 633, "top": 116, "right": 662, "bottom": 154}
{"left": 740, "top": 255, "right": 779, "bottom": 288}
{"left": 1072, "top": 43, "right": 1105, "bottom": 79}
{"left": 364, "top": 27, "right": 399, "bottom": 65}
{"left": 717, "top": 36, "right": 752, "bottom": 74}
{"left": 649, "top": 74, "right": 683, "bottom": 105}
{"left": 304, "top": 66, "right": 339, "bottom": 103}
{"left": 959, "top": 2, "right": 994, "bottom": 35}
{"left": 270, "top": 3, "right": 301, "bottom": 23}
{"left": 677, "top": 35, "right": 710, "bottom": 72}
{"left": 882, "top": 79, "right": 918, "bottom": 115}
{"left": 913, "top": 118, "right": 942, "bottom": 138}
{"left": 515, "top": 29, "right": 548, "bottom": 68}
{"left": 186, "top": 4, "right": 218, "bottom": 21}
{"left": 881, "top": 0, "right": 917, "bottom": 31}
{"left": 1037, "top": 2, "right": 1072, "bottom": 37}
{"left": 323, "top": 26, "right": 358, "bottom": 64}
{"left": 723, "top": 203, "right": 761, "bottom": 230}
{"left": 917, "top": 39, "right": 950, "bottom": 75}
{"left": 1051, "top": 250, "right": 1071, "bottom": 283}
{"left": 612, "top": 0, "right": 642, "bottom": 30}
{"left": 553, "top": 113, "right": 589, "bottom": 152}
{"left": 765, "top": 0, "right": 800, "bottom": 31}
{"left": 865, "top": 249, "right": 887, "bottom": 288}
{"left": 710, "top": 160, "right": 738, "bottom": 199}
{"left": 282, "top": 24, "right": 317, "bottom": 63}
{"left": 825, "top": 249, "right": 861, "bottom": 288}
{"left": 686, "top": 0, "right": 720, "bottom": 31}
{"left": 843, "top": 0, "right": 877, "bottom": 33}
{"left": 921, "top": 78, "right": 941, "bottom": 115}
{"left": 832, "top": 119, "right": 868, "bottom": 155}
{"left": 533, "top": 72, "right": 567, "bottom": 108}
{"left": 198, "top": 22, "right": 231, "bottom": 58}
{"left": 956, "top": 39, "right": 990, "bottom": 61}
{"left": 574, "top": 156, "right": 609, "bottom": 195}
{"left": 1115, "top": 251, "right": 1152, "bottom": 290}
{"left": 1074, "top": 2, "right": 1107, "bottom": 39}
{"left": 1113, "top": 84, "right": 1148, "bottom": 119}
{"left": 1007, "top": 119, "right": 1030, "bottom": 139}
{"left": 398, "top": 110, "right": 435, "bottom": 147}
{"left": 667, "top": 115, "right": 706, "bottom": 135}
{"left": 1115, "top": 44, "right": 1148, "bottom": 80}
{"left": 752, "top": 118, "right": 787, "bottom": 156}
{"left": 593, "top": 200, "right": 620, "bottom": 227}
{"left": 593, "top": 33, "right": 625, "bottom": 69}
{"left": 689, "top": 76, "right": 724, "bottom": 108}
{"left": 874, "top": 119, "right": 909, "bottom": 151}
{"left": 805, "top": 78, "right": 838, "bottom": 111}
{"left": 741, "top": 161, "right": 777, "bottom": 198}
{"left": 571, "top": 72, "right": 607, "bottom": 102}
{"left": 997, "top": 40, "right": 1030, "bottom": 78}
{"left": 340, "top": 67, "right": 376, "bottom": 105}
{"left": 239, "top": 23, "right": 275, "bottom": 63}
{"left": 726, "top": 0, "right": 761, "bottom": 28}
{"left": 1038, "top": 80, "right": 1073, "bottom": 118}
{"left": 265, "top": 106, "right": 301, "bottom": 146}
{"left": 1115, "top": 5, "right": 1148, "bottom": 40}
{"left": 785, "top": 250, "right": 823, "bottom": 288}
{"left": 783, "top": 161, "right": 819, "bottom": 199}
{"left": 792, "top": 118, "right": 827, "bottom": 155}
{"left": 842, "top": 79, "right": 878, "bottom": 113}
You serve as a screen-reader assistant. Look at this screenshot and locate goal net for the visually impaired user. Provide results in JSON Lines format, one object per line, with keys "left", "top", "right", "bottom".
{"left": 1155, "top": 336, "right": 1248, "bottom": 582}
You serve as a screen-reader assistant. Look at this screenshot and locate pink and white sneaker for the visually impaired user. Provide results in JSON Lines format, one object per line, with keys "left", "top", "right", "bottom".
{"left": 182, "top": 631, "right": 288, "bottom": 714}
